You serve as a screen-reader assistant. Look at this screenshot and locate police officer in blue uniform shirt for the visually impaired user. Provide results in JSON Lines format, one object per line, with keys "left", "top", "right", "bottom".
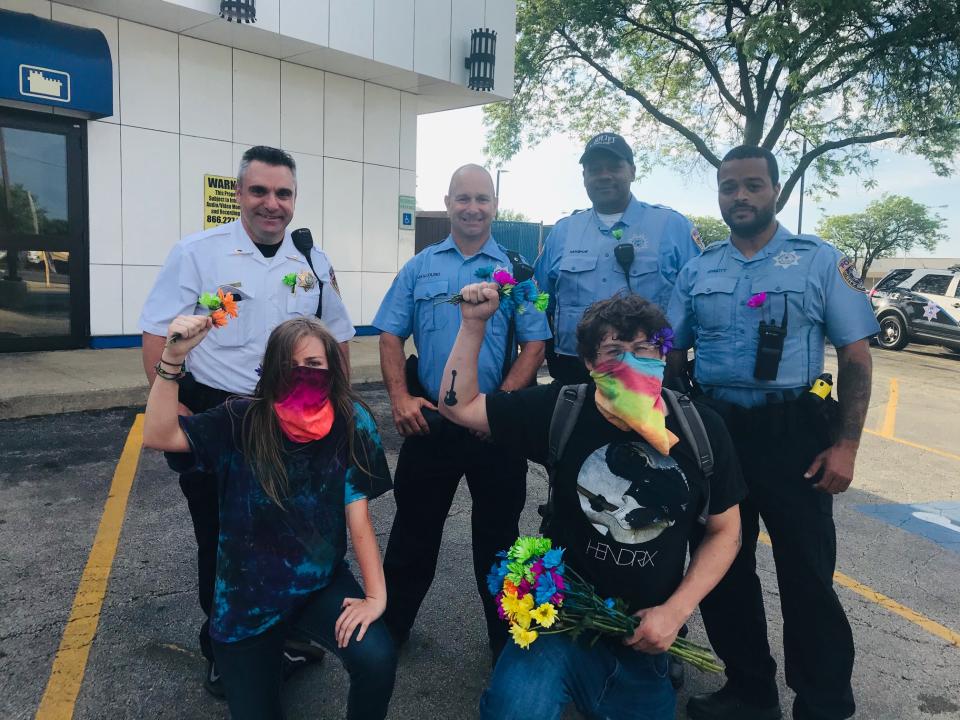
{"left": 668, "top": 146, "right": 878, "bottom": 720}
{"left": 139, "top": 146, "right": 354, "bottom": 696}
{"left": 535, "top": 132, "right": 702, "bottom": 384}
{"left": 373, "top": 164, "right": 549, "bottom": 658}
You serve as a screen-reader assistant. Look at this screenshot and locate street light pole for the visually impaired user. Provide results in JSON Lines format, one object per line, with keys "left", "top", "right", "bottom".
{"left": 797, "top": 137, "right": 807, "bottom": 233}
{"left": 496, "top": 168, "right": 509, "bottom": 199}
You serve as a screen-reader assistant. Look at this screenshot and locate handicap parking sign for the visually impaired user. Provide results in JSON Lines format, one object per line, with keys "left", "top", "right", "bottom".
{"left": 402, "top": 212, "right": 412, "bottom": 226}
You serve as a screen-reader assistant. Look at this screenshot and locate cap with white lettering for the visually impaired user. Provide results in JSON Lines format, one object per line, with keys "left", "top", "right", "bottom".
{"left": 579, "top": 132, "right": 634, "bottom": 165}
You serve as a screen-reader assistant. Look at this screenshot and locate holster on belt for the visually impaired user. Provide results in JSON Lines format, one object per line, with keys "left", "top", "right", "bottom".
{"left": 403, "top": 355, "right": 450, "bottom": 438}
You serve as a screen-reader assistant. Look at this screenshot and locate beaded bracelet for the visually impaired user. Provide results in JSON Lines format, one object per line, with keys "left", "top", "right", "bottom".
{"left": 154, "top": 361, "right": 186, "bottom": 381}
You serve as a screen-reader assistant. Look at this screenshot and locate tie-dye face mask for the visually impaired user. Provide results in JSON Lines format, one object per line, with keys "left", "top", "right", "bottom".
{"left": 273, "top": 366, "right": 335, "bottom": 443}
{"left": 590, "top": 354, "right": 679, "bottom": 455}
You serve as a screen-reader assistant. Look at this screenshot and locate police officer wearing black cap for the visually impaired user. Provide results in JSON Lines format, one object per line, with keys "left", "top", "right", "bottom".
{"left": 534, "top": 132, "right": 703, "bottom": 385}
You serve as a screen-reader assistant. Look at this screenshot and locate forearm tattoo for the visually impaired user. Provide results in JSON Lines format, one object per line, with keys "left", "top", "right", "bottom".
{"left": 444, "top": 369, "right": 459, "bottom": 406}
{"left": 837, "top": 356, "right": 872, "bottom": 442}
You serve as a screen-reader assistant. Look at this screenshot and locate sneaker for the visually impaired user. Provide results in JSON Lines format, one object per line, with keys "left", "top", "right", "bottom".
{"left": 687, "top": 685, "right": 782, "bottom": 720}
{"left": 203, "top": 660, "right": 226, "bottom": 700}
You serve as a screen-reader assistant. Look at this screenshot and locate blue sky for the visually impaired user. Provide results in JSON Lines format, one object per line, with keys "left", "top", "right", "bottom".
{"left": 417, "top": 106, "right": 960, "bottom": 258}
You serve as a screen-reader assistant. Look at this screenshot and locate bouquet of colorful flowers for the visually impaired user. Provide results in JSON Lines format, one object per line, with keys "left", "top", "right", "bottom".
{"left": 437, "top": 266, "right": 549, "bottom": 314}
{"left": 488, "top": 536, "right": 723, "bottom": 672}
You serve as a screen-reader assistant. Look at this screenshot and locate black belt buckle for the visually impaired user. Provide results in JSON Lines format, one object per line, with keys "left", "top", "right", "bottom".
{"left": 754, "top": 321, "right": 786, "bottom": 381}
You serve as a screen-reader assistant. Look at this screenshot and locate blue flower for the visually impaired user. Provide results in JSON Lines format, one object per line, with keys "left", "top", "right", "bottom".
{"left": 534, "top": 572, "right": 557, "bottom": 606}
{"left": 542, "top": 547, "right": 565, "bottom": 569}
{"left": 486, "top": 559, "right": 509, "bottom": 595}
{"left": 475, "top": 265, "right": 494, "bottom": 281}
{"left": 604, "top": 598, "right": 616, "bottom": 610}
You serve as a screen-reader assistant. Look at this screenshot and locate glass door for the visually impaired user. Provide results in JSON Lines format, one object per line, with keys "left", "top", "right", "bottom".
{"left": 0, "top": 108, "right": 87, "bottom": 351}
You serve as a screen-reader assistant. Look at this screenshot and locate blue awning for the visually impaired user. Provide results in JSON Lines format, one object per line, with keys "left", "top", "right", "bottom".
{"left": 0, "top": 9, "right": 113, "bottom": 119}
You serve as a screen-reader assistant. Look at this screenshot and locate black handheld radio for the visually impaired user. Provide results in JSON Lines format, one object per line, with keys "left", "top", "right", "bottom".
{"left": 614, "top": 243, "right": 635, "bottom": 294}
{"left": 754, "top": 298, "right": 788, "bottom": 381}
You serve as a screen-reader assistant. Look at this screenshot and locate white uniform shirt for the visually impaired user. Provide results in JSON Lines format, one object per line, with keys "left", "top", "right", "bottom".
{"left": 139, "top": 220, "right": 355, "bottom": 395}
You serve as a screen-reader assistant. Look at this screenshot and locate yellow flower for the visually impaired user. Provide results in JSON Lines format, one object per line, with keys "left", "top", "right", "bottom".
{"left": 500, "top": 592, "right": 521, "bottom": 617}
{"left": 510, "top": 623, "right": 538, "bottom": 649}
{"left": 514, "top": 609, "right": 532, "bottom": 630}
{"left": 518, "top": 593, "right": 534, "bottom": 612}
{"left": 531, "top": 602, "right": 558, "bottom": 628}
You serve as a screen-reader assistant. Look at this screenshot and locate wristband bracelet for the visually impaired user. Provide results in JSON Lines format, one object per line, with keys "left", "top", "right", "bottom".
{"left": 158, "top": 356, "right": 184, "bottom": 370}
{"left": 154, "top": 361, "right": 186, "bottom": 381}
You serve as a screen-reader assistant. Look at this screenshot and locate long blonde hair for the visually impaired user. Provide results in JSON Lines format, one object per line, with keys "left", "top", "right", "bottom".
{"left": 238, "top": 317, "right": 370, "bottom": 507}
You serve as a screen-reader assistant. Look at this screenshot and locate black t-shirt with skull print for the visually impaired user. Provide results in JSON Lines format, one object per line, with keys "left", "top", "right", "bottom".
{"left": 486, "top": 382, "right": 745, "bottom": 612}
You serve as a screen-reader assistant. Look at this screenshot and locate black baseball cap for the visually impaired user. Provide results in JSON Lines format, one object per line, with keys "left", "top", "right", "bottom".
{"left": 579, "top": 132, "right": 634, "bottom": 164}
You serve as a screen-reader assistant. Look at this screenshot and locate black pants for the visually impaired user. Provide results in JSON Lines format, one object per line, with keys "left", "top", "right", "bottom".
{"left": 382, "top": 427, "right": 527, "bottom": 656}
{"left": 212, "top": 563, "right": 396, "bottom": 720}
{"left": 166, "top": 374, "right": 232, "bottom": 662}
{"left": 693, "top": 399, "right": 855, "bottom": 720}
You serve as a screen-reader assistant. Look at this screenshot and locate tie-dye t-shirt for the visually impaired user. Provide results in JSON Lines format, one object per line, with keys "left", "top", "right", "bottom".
{"left": 178, "top": 399, "right": 392, "bottom": 643}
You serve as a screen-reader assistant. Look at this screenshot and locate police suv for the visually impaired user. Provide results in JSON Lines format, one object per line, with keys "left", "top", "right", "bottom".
{"left": 869, "top": 267, "right": 960, "bottom": 352}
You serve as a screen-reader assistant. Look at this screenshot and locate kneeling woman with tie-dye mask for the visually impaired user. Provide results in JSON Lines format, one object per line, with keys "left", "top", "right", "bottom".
{"left": 143, "top": 315, "right": 395, "bottom": 720}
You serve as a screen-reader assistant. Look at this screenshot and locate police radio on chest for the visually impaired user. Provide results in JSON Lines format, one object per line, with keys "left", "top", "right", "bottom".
{"left": 614, "top": 243, "right": 635, "bottom": 294}
{"left": 754, "top": 298, "right": 788, "bottom": 381}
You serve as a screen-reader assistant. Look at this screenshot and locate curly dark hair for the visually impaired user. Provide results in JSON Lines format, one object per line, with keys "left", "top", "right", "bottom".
{"left": 575, "top": 294, "right": 670, "bottom": 363}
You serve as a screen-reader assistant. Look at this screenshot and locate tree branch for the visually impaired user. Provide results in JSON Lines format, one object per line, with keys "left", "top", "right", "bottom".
{"left": 557, "top": 26, "right": 722, "bottom": 167}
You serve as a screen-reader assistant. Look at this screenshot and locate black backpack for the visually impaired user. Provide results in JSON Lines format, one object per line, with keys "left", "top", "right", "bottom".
{"left": 539, "top": 384, "right": 714, "bottom": 531}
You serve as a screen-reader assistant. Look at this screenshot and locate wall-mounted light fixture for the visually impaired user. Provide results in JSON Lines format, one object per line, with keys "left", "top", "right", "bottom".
{"left": 220, "top": 0, "right": 256, "bottom": 23}
{"left": 464, "top": 28, "right": 497, "bottom": 91}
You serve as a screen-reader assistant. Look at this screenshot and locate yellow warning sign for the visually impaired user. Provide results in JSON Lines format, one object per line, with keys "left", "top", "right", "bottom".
{"left": 203, "top": 174, "right": 241, "bottom": 229}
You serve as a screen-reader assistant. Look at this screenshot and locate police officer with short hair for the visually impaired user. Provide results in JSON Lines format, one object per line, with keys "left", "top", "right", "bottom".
{"left": 139, "top": 145, "right": 354, "bottom": 695}
{"left": 668, "top": 145, "right": 878, "bottom": 720}
{"left": 535, "top": 132, "right": 703, "bottom": 385}
{"left": 373, "top": 164, "right": 550, "bottom": 658}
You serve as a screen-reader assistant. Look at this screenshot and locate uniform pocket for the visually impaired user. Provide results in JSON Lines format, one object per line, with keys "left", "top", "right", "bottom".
{"left": 287, "top": 289, "right": 321, "bottom": 317}
{"left": 692, "top": 276, "right": 739, "bottom": 331}
{"left": 558, "top": 254, "right": 599, "bottom": 307}
{"left": 413, "top": 279, "right": 449, "bottom": 331}
{"left": 206, "top": 287, "right": 255, "bottom": 348}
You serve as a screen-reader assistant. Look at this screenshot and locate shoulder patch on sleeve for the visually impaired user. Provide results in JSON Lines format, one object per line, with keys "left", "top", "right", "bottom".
{"left": 327, "top": 264, "right": 342, "bottom": 297}
{"left": 691, "top": 226, "right": 705, "bottom": 251}
{"left": 838, "top": 257, "right": 865, "bottom": 292}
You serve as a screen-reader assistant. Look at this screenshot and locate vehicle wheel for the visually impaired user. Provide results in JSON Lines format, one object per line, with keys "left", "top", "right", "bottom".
{"left": 877, "top": 315, "right": 908, "bottom": 350}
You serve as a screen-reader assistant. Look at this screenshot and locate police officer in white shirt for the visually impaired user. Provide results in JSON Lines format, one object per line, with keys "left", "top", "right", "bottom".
{"left": 139, "top": 145, "right": 354, "bottom": 696}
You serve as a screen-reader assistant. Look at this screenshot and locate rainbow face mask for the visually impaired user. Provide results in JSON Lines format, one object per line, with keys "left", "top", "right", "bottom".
{"left": 273, "top": 366, "right": 335, "bottom": 443}
{"left": 590, "top": 354, "right": 679, "bottom": 455}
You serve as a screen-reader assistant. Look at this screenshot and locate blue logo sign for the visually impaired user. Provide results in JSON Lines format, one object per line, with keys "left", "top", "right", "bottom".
{"left": 402, "top": 212, "right": 413, "bottom": 226}
{"left": 19, "top": 64, "right": 70, "bottom": 103}
{"left": 855, "top": 502, "right": 960, "bottom": 555}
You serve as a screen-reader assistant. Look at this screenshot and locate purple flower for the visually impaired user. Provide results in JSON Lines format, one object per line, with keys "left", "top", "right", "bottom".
{"left": 747, "top": 292, "right": 767, "bottom": 308}
{"left": 492, "top": 268, "right": 518, "bottom": 286}
{"left": 652, "top": 328, "right": 675, "bottom": 355}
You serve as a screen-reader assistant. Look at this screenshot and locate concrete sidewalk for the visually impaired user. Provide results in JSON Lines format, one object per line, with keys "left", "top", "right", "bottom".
{"left": 0, "top": 335, "right": 385, "bottom": 420}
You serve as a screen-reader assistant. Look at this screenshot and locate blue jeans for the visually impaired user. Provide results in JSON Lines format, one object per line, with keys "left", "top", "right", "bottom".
{"left": 480, "top": 633, "right": 676, "bottom": 720}
{"left": 211, "top": 563, "right": 397, "bottom": 720}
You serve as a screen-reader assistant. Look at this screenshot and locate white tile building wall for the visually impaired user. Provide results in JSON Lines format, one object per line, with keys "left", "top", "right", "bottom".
{"left": 0, "top": 0, "right": 516, "bottom": 336}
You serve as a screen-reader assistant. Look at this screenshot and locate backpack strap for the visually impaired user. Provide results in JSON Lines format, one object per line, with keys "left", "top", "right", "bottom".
{"left": 547, "top": 383, "right": 589, "bottom": 467}
{"left": 539, "top": 383, "right": 588, "bottom": 531}
{"left": 662, "top": 388, "right": 713, "bottom": 524}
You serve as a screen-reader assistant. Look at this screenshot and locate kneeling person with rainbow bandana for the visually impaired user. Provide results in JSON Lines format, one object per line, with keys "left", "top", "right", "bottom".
{"left": 439, "top": 288, "right": 745, "bottom": 720}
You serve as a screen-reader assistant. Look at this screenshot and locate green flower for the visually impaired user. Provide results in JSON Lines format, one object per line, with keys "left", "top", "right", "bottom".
{"left": 612, "top": 228, "right": 624, "bottom": 240}
{"left": 508, "top": 536, "right": 552, "bottom": 564}
{"left": 282, "top": 272, "right": 298, "bottom": 294}
{"left": 534, "top": 293, "right": 550, "bottom": 312}
{"left": 197, "top": 292, "right": 222, "bottom": 311}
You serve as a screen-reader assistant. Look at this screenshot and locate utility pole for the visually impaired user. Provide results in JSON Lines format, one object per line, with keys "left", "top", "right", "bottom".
{"left": 797, "top": 138, "right": 807, "bottom": 233}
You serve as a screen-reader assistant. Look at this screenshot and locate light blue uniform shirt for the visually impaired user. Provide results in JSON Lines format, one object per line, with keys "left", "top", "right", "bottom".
{"left": 373, "top": 234, "right": 551, "bottom": 401}
{"left": 667, "top": 224, "right": 880, "bottom": 408}
{"left": 535, "top": 195, "right": 701, "bottom": 356}
{"left": 139, "top": 220, "right": 355, "bottom": 395}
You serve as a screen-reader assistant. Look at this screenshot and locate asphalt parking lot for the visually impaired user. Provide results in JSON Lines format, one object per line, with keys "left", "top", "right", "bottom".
{"left": 2, "top": 344, "right": 959, "bottom": 720}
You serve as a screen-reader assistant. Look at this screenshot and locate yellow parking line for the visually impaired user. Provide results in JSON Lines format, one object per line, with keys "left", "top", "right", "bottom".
{"left": 758, "top": 532, "right": 960, "bottom": 648}
{"left": 879, "top": 378, "right": 898, "bottom": 438}
{"left": 862, "top": 429, "right": 960, "bottom": 463}
{"left": 36, "top": 415, "right": 144, "bottom": 720}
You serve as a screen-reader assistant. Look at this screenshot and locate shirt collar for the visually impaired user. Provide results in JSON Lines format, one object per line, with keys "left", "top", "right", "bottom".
{"left": 436, "top": 234, "right": 507, "bottom": 263}
{"left": 228, "top": 220, "right": 295, "bottom": 261}
{"left": 591, "top": 195, "right": 640, "bottom": 229}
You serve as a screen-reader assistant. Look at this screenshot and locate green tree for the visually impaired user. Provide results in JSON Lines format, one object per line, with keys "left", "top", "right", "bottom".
{"left": 486, "top": 1, "right": 960, "bottom": 210}
{"left": 688, "top": 215, "right": 729, "bottom": 246}
{"left": 816, "top": 195, "right": 947, "bottom": 280}
{"left": 496, "top": 208, "right": 532, "bottom": 221}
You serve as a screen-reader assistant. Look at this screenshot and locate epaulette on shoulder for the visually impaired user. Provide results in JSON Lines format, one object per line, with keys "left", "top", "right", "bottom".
{"left": 570, "top": 208, "right": 588, "bottom": 216}
{"left": 788, "top": 233, "right": 822, "bottom": 246}
{"left": 181, "top": 223, "right": 232, "bottom": 247}
{"left": 702, "top": 239, "right": 727, "bottom": 254}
